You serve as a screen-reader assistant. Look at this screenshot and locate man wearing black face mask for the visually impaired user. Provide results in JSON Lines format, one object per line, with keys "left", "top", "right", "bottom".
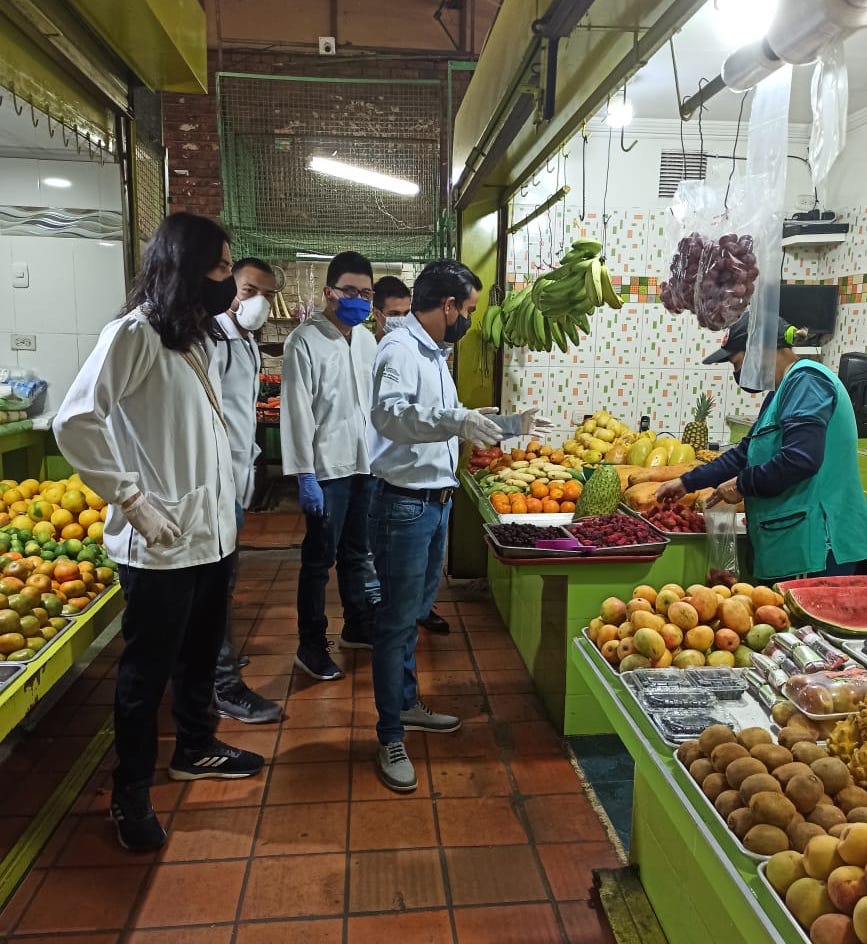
{"left": 368, "top": 260, "right": 552, "bottom": 792}
{"left": 658, "top": 312, "right": 867, "bottom": 583}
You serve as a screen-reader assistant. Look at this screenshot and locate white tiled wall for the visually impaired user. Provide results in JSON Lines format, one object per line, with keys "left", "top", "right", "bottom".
{"left": 0, "top": 158, "right": 125, "bottom": 410}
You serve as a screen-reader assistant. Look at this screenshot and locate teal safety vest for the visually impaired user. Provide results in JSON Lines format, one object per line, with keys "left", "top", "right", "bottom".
{"left": 746, "top": 359, "right": 867, "bottom": 580}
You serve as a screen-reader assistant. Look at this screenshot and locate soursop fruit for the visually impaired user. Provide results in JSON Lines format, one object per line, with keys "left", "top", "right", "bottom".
{"left": 573, "top": 465, "right": 621, "bottom": 519}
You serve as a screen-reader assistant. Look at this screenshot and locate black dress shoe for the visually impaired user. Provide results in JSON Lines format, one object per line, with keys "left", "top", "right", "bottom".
{"left": 418, "top": 609, "right": 450, "bottom": 635}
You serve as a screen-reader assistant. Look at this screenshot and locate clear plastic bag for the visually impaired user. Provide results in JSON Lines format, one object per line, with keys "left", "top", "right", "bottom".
{"left": 660, "top": 179, "right": 761, "bottom": 331}
{"left": 809, "top": 40, "right": 848, "bottom": 203}
{"left": 705, "top": 502, "right": 739, "bottom": 586}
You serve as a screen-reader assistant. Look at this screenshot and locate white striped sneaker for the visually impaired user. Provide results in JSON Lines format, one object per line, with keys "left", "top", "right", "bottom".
{"left": 168, "top": 738, "right": 264, "bottom": 781}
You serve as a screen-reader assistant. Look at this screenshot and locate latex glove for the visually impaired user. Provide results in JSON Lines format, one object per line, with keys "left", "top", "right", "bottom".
{"left": 298, "top": 473, "right": 325, "bottom": 516}
{"left": 655, "top": 478, "right": 687, "bottom": 503}
{"left": 519, "top": 409, "right": 554, "bottom": 436}
{"left": 477, "top": 407, "right": 500, "bottom": 415}
{"left": 459, "top": 411, "right": 506, "bottom": 448}
{"left": 122, "top": 493, "right": 183, "bottom": 548}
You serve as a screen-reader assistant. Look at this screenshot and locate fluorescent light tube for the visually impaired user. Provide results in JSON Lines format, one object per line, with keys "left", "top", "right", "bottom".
{"left": 42, "top": 177, "right": 72, "bottom": 188}
{"left": 308, "top": 156, "right": 419, "bottom": 196}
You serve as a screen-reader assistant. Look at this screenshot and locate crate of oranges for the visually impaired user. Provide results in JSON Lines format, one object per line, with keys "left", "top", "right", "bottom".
{"left": 488, "top": 478, "right": 582, "bottom": 520}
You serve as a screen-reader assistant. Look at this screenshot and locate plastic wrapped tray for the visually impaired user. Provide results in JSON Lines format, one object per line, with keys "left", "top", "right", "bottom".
{"left": 655, "top": 708, "right": 735, "bottom": 743}
{"left": 782, "top": 668, "right": 867, "bottom": 720}
{"left": 629, "top": 668, "right": 693, "bottom": 689}
{"left": 640, "top": 687, "right": 717, "bottom": 710}
{"left": 563, "top": 514, "right": 670, "bottom": 557}
{"left": 685, "top": 668, "right": 748, "bottom": 701}
{"left": 483, "top": 524, "right": 593, "bottom": 559}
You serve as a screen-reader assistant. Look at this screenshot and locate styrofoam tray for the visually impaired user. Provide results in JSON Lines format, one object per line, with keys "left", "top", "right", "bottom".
{"left": 756, "top": 862, "right": 810, "bottom": 944}
{"left": 496, "top": 513, "right": 574, "bottom": 525}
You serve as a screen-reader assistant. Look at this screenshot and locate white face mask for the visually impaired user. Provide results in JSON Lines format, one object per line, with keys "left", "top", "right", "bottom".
{"left": 236, "top": 294, "right": 271, "bottom": 331}
{"left": 384, "top": 316, "right": 408, "bottom": 333}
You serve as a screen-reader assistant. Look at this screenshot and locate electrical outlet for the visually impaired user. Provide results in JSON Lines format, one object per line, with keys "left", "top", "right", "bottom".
{"left": 318, "top": 35, "right": 336, "bottom": 55}
{"left": 12, "top": 335, "right": 36, "bottom": 351}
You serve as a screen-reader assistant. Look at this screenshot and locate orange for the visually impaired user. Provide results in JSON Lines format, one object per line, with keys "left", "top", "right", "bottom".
{"left": 542, "top": 500, "right": 560, "bottom": 514}
{"left": 50, "top": 509, "right": 74, "bottom": 529}
{"left": 60, "top": 523, "right": 85, "bottom": 541}
{"left": 525, "top": 497, "right": 543, "bottom": 513}
{"left": 560, "top": 501, "right": 576, "bottom": 513}
{"left": 84, "top": 489, "right": 106, "bottom": 510}
{"left": 510, "top": 500, "right": 527, "bottom": 515}
{"left": 60, "top": 489, "right": 87, "bottom": 515}
{"left": 2, "top": 488, "right": 22, "bottom": 505}
{"left": 68, "top": 596, "right": 91, "bottom": 610}
{"left": 78, "top": 509, "right": 100, "bottom": 529}
{"left": 26, "top": 574, "right": 51, "bottom": 592}
{"left": 99, "top": 506, "right": 108, "bottom": 522}
{"left": 563, "top": 480, "right": 581, "bottom": 501}
{"left": 53, "top": 561, "right": 80, "bottom": 583}
{"left": 60, "top": 580, "right": 86, "bottom": 597}
{"left": 78, "top": 561, "right": 94, "bottom": 573}
{"left": 548, "top": 487, "right": 565, "bottom": 501}
{"left": 86, "top": 522, "right": 103, "bottom": 542}
{"left": 530, "top": 481, "right": 548, "bottom": 499}
{"left": 549, "top": 450, "right": 565, "bottom": 464}
{"left": 9, "top": 501, "right": 29, "bottom": 516}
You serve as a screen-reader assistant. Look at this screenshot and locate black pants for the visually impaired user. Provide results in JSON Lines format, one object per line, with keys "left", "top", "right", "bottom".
{"left": 214, "top": 549, "right": 241, "bottom": 692}
{"left": 114, "top": 556, "right": 232, "bottom": 789}
{"left": 297, "top": 474, "right": 374, "bottom": 647}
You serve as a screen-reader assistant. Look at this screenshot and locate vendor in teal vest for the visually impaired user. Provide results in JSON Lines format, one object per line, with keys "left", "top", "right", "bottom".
{"left": 657, "top": 313, "right": 867, "bottom": 582}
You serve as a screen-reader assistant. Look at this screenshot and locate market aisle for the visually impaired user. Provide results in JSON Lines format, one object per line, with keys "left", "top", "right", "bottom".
{"left": 0, "top": 551, "right": 622, "bottom": 943}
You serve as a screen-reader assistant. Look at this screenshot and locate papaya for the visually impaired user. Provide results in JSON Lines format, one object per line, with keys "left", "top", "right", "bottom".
{"left": 624, "top": 482, "right": 662, "bottom": 514}
{"left": 628, "top": 462, "right": 703, "bottom": 487}
{"left": 644, "top": 446, "right": 669, "bottom": 468}
{"left": 627, "top": 439, "right": 653, "bottom": 466}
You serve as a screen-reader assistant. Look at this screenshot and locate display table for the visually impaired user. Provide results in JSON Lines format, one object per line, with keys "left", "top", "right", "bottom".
{"left": 0, "top": 584, "right": 123, "bottom": 742}
{"left": 571, "top": 634, "right": 799, "bottom": 944}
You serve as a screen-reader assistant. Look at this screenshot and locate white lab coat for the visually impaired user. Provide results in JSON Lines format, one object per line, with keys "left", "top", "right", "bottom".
{"left": 213, "top": 312, "right": 261, "bottom": 509}
{"left": 53, "top": 310, "right": 237, "bottom": 569}
{"left": 280, "top": 312, "right": 377, "bottom": 481}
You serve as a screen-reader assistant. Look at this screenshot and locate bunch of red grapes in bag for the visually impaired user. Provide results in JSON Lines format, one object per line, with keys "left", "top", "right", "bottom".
{"left": 660, "top": 232, "right": 758, "bottom": 330}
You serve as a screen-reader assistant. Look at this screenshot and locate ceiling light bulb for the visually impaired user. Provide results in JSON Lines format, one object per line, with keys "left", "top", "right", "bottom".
{"left": 605, "top": 99, "right": 634, "bottom": 129}
{"left": 714, "top": 0, "right": 779, "bottom": 46}
{"left": 308, "top": 157, "right": 418, "bottom": 196}
{"left": 42, "top": 177, "right": 72, "bottom": 188}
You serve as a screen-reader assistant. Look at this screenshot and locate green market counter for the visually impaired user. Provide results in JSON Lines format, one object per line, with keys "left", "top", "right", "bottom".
{"left": 571, "top": 634, "right": 799, "bottom": 944}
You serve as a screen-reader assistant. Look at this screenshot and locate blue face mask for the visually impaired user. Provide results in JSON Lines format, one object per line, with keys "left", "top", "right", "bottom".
{"left": 335, "top": 296, "right": 372, "bottom": 327}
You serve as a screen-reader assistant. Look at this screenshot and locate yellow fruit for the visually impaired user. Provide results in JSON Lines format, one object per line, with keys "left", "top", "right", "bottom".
{"left": 67, "top": 473, "right": 81, "bottom": 485}
{"left": 40, "top": 485, "right": 64, "bottom": 505}
{"left": 28, "top": 500, "right": 53, "bottom": 522}
{"left": 78, "top": 509, "right": 100, "bottom": 529}
{"left": 86, "top": 522, "right": 103, "bottom": 543}
{"left": 60, "top": 523, "right": 85, "bottom": 541}
{"left": 0, "top": 513, "right": 10, "bottom": 528}
{"left": 60, "top": 489, "right": 87, "bottom": 515}
{"left": 9, "top": 500, "right": 28, "bottom": 516}
{"left": 3, "top": 488, "right": 22, "bottom": 505}
{"left": 99, "top": 506, "right": 107, "bottom": 522}
{"left": 10, "top": 514, "right": 34, "bottom": 531}
{"left": 32, "top": 522, "right": 55, "bottom": 540}
{"left": 85, "top": 490, "right": 106, "bottom": 510}
{"left": 50, "top": 509, "right": 74, "bottom": 529}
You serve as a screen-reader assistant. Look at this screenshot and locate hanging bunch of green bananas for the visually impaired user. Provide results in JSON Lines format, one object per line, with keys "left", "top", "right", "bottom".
{"left": 479, "top": 238, "right": 625, "bottom": 353}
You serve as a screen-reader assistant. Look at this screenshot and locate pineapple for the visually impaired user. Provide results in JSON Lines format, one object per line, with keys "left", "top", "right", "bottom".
{"left": 682, "top": 393, "right": 716, "bottom": 451}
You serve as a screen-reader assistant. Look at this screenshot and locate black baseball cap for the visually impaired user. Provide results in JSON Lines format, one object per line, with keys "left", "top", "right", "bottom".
{"left": 703, "top": 313, "right": 793, "bottom": 365}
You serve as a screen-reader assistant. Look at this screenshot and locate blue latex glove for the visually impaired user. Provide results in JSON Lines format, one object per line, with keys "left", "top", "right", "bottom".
{"left": 234, "top": 502, "right": 245, "bottom": 531}
{"left": 298, "top": 473, "right": 325, "bottom": 516}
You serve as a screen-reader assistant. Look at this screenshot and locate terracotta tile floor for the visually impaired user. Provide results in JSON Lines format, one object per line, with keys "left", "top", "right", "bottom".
{"left": 0, "top": 551, "right": 621, "bottom": 943}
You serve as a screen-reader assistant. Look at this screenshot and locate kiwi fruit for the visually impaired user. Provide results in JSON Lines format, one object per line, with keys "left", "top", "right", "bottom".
{"left": 702, "top": 773, "right": 728, "bottom": 802}
{"left": 789, "top": 811, "right": 805, "bottom": 826}
{"left": 715, "top": 790, "right": 745, "bottom": 820}
{"left": 750, "top": 791, "right": 798, "bottom": 828}
{"left": 787, "top": 821, "right": 827, "bottom": 852}
{"left": 677, "top": 740, "right": 703, "bottom": 768}
{"left": 750, "top": 744, "right": 793, "bottom": 771}
{"left": 740, "top": 773, "right": 784, "bottom": 802}
{"left": 689, "top": 758, "right": 715, "bottom": 785}
{"left": 737, "top": 727, "right": 773, "bottom": 750}
{"left": 772, "top": 701, "right": 799, "bottom": 727}
{"left": 699, "top": 724, "right": 737, "bottom": 756}
{"left": 830, "top": 823, "right": 849, "bottom": 837}
{"left": 785, "top": 774, "right": 824, "bottom": 815}
{"left": 818, "top": 794, "right": 835, "bottom": 806}
{"left": 727, "top": 807, "right": 756, "bottom": 839}
{"left": 847, "top": 807, "right": 867, "bottom": 824}
{"left": 778, "top": 727, "right": 818, "bottom": 750}
{"left": 808, "top": 804, "right": 848, "bottom": 830}
{"left": 711, "top": 742, "right": 749, "bottom": 773}
{"left": 791, "top": 742, "right": 828, "bottom": 765}
{"left": 726, "top": 757, "right": 768, "bottom": 790}
{"left": 811, "top": 758, "right": 851, "bottom": 797}
{"left": 835, "top": 786, "right": 867, "bottom": 815}
{"left": 773, "top": 762, "right": 814, "bottom": 788}
{"left": 743, "top": 823, "right": 790, "bottom": 855}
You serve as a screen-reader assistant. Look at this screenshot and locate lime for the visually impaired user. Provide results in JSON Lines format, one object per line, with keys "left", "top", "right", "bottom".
{"left": 24, "top": 541, "right": 40, "bottom": 557}
{"left": 17, "top": 530, "right": 31, "bottom": 543}
{"left": 65, "top": 539, "right": 83, "bottom": 557}
{"left": 83, "top": 537, "right": 96, "bottom": 547}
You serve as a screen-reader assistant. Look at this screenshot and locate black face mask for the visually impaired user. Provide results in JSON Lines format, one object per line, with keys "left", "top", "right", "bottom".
{"left": 201, "top": 275, "right": 237, "bottom": 317}
{"left": 733, "top": 368, "right": 763, "bottom": 395}
{"left": 444, "top": 310, "right": 471, "bottom": 344}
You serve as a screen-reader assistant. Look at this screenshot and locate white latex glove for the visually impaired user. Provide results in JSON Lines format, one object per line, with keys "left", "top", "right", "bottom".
{"left": 459, "top": 411, "right": 506, "bottom": 448}
{"left": 477, "top": 407, "right": 500, "bottom": 415}
{"left": 520, "top": 409, "right": 555, "bottom": 436}
{"left": 122, "top": 493, "right": 183, "bottom": 548}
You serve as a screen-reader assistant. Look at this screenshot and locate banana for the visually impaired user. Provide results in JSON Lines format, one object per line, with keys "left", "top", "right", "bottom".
{"left": 481, "top": 304, "right": 498, "bottom": 341}
{"left": 571, "top": 238, "right": 603, "bottom": 255}
{"left": 599, "top": 265, "right": 624, "bottom": 310}
{"left": 502, "top": 285, "right": 531, "bottom": 314}
{"left": 549, "top": 318, "right": 568, "bottom": 353}
{"left": 560, "top": 317, "right": 582, "bottom": 346}
{"left": 489, "top": 307, "right": 503, "bottom": 347}
{"left": 532, "top": 305, "right": 547, "bottom": 350}
{"left": 574, "top": 309, "right": 592, "bottom": 334}
{"left": 542, "top": 318, "right": 553, "bottom": 352}
{"left": 584, "top": 259, "right": 602, "bottom": 308}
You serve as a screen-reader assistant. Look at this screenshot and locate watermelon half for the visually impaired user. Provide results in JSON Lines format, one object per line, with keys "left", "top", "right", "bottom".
{"left": 784, "top": 585, "right": 867, "bottom": 637}
{"left": 775, "top": 576, "right": 867, "bottom": 595}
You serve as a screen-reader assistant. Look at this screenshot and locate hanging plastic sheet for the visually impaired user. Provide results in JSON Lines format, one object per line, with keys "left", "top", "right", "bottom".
{"left": 809, "top": 40, "right": 848, "bottom": 203}
{"left": 740, "top": 65, "right": 793, "bottom": 394}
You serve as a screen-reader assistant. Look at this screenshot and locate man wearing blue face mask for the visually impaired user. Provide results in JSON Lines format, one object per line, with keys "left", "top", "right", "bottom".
{"left": 369, "top": 260, "right": 552, "bottom": 791}
{"left": 281, "top": 251, "right": 379, "bottom": 682}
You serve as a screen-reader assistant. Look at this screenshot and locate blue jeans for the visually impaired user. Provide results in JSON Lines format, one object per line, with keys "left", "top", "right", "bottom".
{"left": 298, "top": 475, "right": 374, "bottom": 647}
{"left": 370, "top": 485, "right": 450, "bottom": 745}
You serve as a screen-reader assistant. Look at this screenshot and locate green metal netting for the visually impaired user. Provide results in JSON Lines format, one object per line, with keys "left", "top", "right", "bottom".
{"left": 217, "top": 73, "right": 443, "bottom": 262}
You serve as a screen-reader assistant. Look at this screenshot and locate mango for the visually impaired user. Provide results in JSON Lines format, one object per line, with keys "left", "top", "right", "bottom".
{"left": 632, "top": 628, "right": 665, "bottom": 661}
{"left": 766, "top": 850, "right": 806, "bottom": 895}
{"left": 786, "top": 877, "right": 836, "bottom": 930}
{"left": 644, "top": 446, "right": 668, "bottom": 468}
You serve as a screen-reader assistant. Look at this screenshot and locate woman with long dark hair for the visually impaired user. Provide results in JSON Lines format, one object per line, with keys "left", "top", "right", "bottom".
{"left": 54, "top": 213, "right": 264, "bottom": 852}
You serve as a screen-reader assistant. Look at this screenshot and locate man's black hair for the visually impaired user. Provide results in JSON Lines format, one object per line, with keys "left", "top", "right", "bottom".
{"left": 411, "top": 260, "right": 482, "bottom": 313}
{"left": 232, "top": 257, "right": 274, "bottom": 276}
{"left": 373, "top": 276, "right": 411, "bottom": 311}
{"left": 327, "top": 251, "right": 373, "bottom": 286}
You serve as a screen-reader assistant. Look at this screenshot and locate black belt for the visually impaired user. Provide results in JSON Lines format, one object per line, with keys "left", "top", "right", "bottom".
{"left": 381, "top": 481, "right": 455, "bottom": 504}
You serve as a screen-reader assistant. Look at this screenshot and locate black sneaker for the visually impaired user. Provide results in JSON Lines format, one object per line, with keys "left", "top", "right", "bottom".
{"left": 295, "top": 641, "right": 344, "bottom": 680}
{"left": 168, "top": 738, "right": 265, "bottom": 781}
{"left": 237, "top": 654, "right": 250, "bottom": 668}
{"left": 339, "top": 622, "right": 373, "bottom": 650}
{"left": 110, "top": 784, "right": 167, "bottom": 852}
{"left": 418, "top": 608, "right": 450, "bottom": 635}
{"left": 215, "top": 682, "right": 282, "bottom": 724}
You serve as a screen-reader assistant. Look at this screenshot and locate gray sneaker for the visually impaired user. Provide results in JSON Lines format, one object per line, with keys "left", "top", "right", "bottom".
{"left": 377, "top": 741, "right": 417, "bottom": 792}
{"left": 400, "top": 700, "right": 461, "bottom": 734}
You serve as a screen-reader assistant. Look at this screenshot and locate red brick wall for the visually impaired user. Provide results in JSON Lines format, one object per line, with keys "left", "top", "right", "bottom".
{"left": 162, "top": 50, "right": 472, "bottom": 219}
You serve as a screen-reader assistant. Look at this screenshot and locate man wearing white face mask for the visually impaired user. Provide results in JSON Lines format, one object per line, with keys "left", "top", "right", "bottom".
{"left": 372, "top": 275, "right": 412, "bottom": 342}
{"left": 212, "top": 258, "right": 282, "bottom": 724}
